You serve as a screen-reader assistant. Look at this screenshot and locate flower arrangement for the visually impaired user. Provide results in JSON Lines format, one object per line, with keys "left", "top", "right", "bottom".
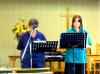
{"left": 12, "top": 19, "right": 29, "bottom": 41}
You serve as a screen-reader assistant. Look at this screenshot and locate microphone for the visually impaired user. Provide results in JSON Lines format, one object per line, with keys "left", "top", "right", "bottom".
{"left": 32, "top": 24, "right": 38, "bottom": 29}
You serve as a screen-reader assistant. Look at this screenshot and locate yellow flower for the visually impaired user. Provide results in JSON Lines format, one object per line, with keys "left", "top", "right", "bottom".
{"left": 18, "top": 19, "right": 23, "bottom": 25}
{"left": 26, "top": 28, "right": 30, "bottom": 31}
{"left": 23, "top": 24, "right": 27, "bottom": 29}
{"left": 12, "top": 18, "right": 29, "bottom": 41}
{"left": 22, "top": 29, "right": 26, "bottom": 32}
{"left": 15, "top": 29, "right": 20, "bottom": 33}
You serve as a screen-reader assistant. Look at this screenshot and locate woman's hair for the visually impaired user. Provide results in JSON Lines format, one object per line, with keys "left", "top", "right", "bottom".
{"left": 72, "top": 15, "right": 83, "bottom": 29}
{"left": 28, "top": 18, "right": 39, "bottom": 28}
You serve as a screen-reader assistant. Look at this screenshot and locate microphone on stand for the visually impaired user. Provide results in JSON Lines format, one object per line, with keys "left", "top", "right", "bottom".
{"left": 81, "top": 24, "right": 87, "bottom": 74}
{"left": 81, "top": 25, "right": 84, "bottom": 33}
{"left": 33, "top": 24, "right": 38, "bottom": 28}
{"left": 21, "top": 24, "right": 38, "bottom": 61}
{"left": 21, "top": 29, "right": 34, "bottom": 61}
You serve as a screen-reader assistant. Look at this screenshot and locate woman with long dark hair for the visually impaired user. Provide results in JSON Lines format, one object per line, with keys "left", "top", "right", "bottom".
{"left": 64, "top": 15, "right": 92, "bottom": 74}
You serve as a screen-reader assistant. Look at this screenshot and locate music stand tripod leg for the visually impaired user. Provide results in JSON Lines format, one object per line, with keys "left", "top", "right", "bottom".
{"left": 73, "top": 47, "right": 75, "bottom": 74}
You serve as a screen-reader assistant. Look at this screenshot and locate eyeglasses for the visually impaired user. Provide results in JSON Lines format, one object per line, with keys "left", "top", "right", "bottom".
{"left": 73, "top": 20, "right": 81, "bottom": 22}
{"left": 78, "top": 20, "right": 81, "bottom": 22}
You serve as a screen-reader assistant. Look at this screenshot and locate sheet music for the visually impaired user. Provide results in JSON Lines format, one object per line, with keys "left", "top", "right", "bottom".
{"left": 33, "top": 41, "right": 46, "bottom": 43}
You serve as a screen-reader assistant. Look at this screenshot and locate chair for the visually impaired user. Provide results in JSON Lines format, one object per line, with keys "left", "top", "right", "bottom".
{"left": 94, "top": 60, "right": 100, "bottom": 74}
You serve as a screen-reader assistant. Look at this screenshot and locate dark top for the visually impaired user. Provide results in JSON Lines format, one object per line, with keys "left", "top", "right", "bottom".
{"left": 17, "top": 31, "right": 46, "bottom": 63}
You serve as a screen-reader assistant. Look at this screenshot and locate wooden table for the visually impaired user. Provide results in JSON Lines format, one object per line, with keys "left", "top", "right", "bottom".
{"left": 94, "top": 60, "right": 100, "bottom": 74}
{"left": 87, "top": 55, "right": 100, "bottom": 74}
{"left": 0, "top": 68, "right": 52, "bottom": 73}
{"left": 9, "top": 56, "right": 20, "bottom": 68}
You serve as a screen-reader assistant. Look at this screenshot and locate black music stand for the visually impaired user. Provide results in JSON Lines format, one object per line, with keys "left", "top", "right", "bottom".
{"left": 30, "top": 41, "right": 58, "bottom": 68}
{"left": 32, "top": 41, "right": 58, "bottom": 52}
{"left": 60, "top": 33, "right": 87, "bottom": 74}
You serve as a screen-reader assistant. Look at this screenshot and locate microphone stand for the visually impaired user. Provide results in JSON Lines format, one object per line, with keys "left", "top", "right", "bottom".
{"left": 68, "top": 41, "right": 80, "bottom": 74}
{"left": 21, "top": 29, "right": 34, "bottom": 68}
{"left": 72, "top": 45, "right": 78, "bottom": 74}
{"left": 81, "top": 26, "right": 86, "bottom": 74}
